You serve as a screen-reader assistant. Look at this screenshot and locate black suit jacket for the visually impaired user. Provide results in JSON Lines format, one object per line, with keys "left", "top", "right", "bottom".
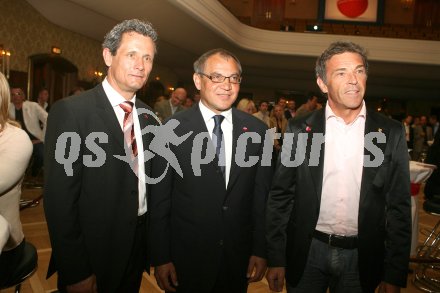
{"left": 266, "top": 108, "right": 411, "bottom": 291}
{"left": 44, "top": 84, "right": 157, "bottom": 292}
{"left": 150, "top": 105, "right": 272, "bottom": 292}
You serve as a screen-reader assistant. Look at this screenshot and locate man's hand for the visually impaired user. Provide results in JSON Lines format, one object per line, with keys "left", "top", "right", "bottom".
{"left": 266, "top": 267, "right": 285, "bottom": 292}
{"left": 66, "top": 275, "right": 97, "bottom": 293}
{"left": 154, "top": 262, "right": 178, "bottom": 292}
{"left": 247, "top": 255, "right": 267, "bottom": 283}
{"left": 377, "top": 282, "right": 401, "bottom": 293}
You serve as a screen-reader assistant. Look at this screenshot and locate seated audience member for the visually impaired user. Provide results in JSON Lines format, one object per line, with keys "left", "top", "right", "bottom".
{"left": 8, "top": 87, "right": 47, "bottom": 178}
{"left": 0, "top": 72, "right": 33, "bottom": 286}
{"left": 236, "top": 97, "right": 256, "bottom": 114}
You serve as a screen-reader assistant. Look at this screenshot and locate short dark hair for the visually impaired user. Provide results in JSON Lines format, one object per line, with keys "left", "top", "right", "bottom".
{"left": 102, "top": 19, "right": 158, "bottom": 56}
{"left": 315, "top": 41, "right": 368, "bottom": 84}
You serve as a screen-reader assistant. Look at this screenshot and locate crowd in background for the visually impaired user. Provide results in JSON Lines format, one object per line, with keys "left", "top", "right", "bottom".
{"left": 403, "top": 114, "right": 439, "bottom": 161}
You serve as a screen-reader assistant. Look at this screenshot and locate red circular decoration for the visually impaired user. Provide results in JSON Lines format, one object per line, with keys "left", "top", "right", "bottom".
{"left": 337, "top": 0, "right": 368, "bottom": 18}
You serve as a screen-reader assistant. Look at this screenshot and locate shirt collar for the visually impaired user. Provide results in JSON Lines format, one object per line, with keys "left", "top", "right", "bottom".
{"left": 325, "top": 100, "right": 366, "bottom": 124}
{"left": 102, "top": 77, "right": 136, "bottom": 106}
{"left": 199, "top": 100, "right": 233, "bottom": 124}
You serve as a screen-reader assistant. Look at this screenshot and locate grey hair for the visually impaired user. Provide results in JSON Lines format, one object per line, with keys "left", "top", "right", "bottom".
{"left": 315, "top": 41, "right": 368, "bottom": 84}
{"left": 102, "top": 19, "right": 158, "bottom": 55}
{"left": 193, "top": 48, "right": 242, "bottom": 75}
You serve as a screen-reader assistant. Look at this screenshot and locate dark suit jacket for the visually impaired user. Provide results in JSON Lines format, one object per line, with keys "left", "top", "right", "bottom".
{"left": 266, "top": 108, "right": 411, "bottom": 291}
{"left": 425, "top": 129, "right": 440, "bottom": 199}
{"left": 150, "top": 105, "right": 272, "bottom": 292}
{"left": 44, "top": 84, "right": 157, "bottom": 292}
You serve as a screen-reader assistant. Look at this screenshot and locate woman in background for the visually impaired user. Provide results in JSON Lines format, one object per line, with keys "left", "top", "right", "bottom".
{"left": 0, "top": 72, "right": 33, "bottom": 286}
{"left": 236, "top": 97, "right": 256, "bottom": 114}
{"left": 269, "top": 104, "right": 288, "bottom": 165}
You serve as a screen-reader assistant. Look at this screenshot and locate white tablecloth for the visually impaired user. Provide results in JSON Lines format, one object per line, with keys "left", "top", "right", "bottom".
{"left": 409, "top": 161, "right": 436, "bottom": 255}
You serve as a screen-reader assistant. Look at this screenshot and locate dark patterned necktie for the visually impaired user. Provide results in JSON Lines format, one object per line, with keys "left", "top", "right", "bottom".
{"left": 213, "top": 115, "right": 225, "bottom": 177}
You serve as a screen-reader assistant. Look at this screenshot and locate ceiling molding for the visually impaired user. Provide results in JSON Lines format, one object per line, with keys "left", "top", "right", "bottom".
{"left": 171, "top": 0, "right": 440, "bottom": 65}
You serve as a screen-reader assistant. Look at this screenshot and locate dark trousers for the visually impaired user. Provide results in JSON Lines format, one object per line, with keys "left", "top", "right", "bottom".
{"left": 117, "top": 213, "right": 149, "bottom": 292}
{"left": 287, "top": 238, "right": 368, "bottom": 293}
{"left": 57, "top": 214, "right": 148, "bottom": 293}
{"left": 169, "top": 251, "right": 248, "bottom": 293}
{"left": 31, "top": 142, "right": 44, "bottom": 177}
{"left": 0, "top": 240, "right": 25, "bottom": 287}
{"left": 210, "top": 250, "right": 247, "bottom": 293}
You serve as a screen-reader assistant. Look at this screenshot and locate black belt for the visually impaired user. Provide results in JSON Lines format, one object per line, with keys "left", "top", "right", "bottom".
{"left": 313, "top": 230, "right": 358, "bottom": 249}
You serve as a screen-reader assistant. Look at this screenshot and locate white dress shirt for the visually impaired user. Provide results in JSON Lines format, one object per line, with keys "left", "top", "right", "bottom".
{"left": 170, "top": 99, "right": 178, "bottom": 115}
{"left": 103, "top": 78, "right": 147, "bottom": 215}
{"left": 199, "top": 101, "right": 233, "bottom": 187}
{"left": 315, "top": 101, "right": 366, "bottom": 236}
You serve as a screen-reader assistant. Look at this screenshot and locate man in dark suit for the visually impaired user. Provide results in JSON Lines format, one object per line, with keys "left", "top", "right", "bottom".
{"left": 150, "top": 48, "right": 272, "bottom": 293}
{"left": 266, "top": 41, "right": 411, "bottom": 293}
{"left": 44, "top": 19, "right": 159, "bottom": 293}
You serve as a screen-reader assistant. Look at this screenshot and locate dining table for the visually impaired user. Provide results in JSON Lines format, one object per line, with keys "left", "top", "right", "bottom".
{"left": 409, "top": 160, "right": 436, "bottom": 256}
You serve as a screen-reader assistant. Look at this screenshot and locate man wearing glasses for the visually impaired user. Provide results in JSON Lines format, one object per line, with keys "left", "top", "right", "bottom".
{"left": 150, "top": 48, "right": 272, "bottom": 293}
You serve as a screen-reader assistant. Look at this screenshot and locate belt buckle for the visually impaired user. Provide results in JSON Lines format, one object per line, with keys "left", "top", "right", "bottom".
{"left": 328, "top": 234, "right": 333, "bottom": 246}
{"left": 329, "top": 234, "right": 342, "bottom": 247}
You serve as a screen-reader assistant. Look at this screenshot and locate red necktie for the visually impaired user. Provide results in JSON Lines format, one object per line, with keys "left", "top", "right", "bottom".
{"left": 119, "top": 102, "right": 138, "bottom": 169}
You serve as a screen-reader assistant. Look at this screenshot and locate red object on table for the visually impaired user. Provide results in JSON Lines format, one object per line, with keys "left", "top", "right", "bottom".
{"left": 411, "top": 182, "right": 421, "bottom": 196}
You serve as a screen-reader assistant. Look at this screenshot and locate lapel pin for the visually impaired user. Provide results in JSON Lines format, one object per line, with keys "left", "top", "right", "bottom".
{"left": 242, "top": 127, "right": 248, "bottom": 131}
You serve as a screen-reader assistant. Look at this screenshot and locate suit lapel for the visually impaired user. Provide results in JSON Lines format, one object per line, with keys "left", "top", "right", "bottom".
{"left": 304, "top": 109, "right": 326, "bottom": 202}
{"left": 136, "top": 100, "right": 158, "bottom": 177}
{"left": 183, "top": 105, "right": 217, "bottom": 167}
{"left": 93, "top": 85, "right": 124, "bottom": 150}
{"left": 359, "top": 110, "right": 388, "bottom": 208}
{"left": 227, "top": 108, "right": 244, "bottom": 191}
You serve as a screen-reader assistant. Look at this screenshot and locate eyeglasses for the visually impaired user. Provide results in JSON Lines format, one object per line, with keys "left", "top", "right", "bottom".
{"left": 199, "top": 73, "right": 242, "bottom": 84}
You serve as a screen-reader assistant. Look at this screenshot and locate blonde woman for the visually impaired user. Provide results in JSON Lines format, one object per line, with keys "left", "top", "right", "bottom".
{"left": 236, "top": 97, "right": 256, "bottom": 114}
{"left": 0, "top": 72, "right": 32, "bottom": 285}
